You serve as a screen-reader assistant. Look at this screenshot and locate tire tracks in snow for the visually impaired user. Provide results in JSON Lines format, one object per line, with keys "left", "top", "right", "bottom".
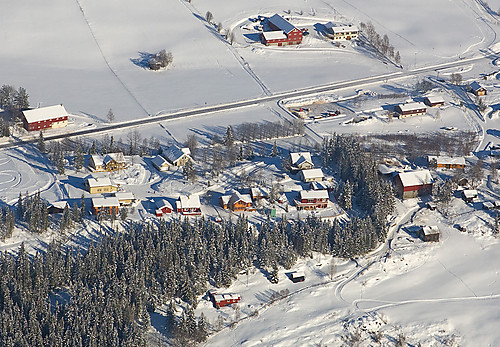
{"left": 73, "top": 0, "right": 150, "bottom": 116}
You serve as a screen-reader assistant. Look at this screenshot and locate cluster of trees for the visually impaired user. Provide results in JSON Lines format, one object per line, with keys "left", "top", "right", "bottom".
{"left": 322, "top": 134, "right": 396, "bottom": 242}
{"left": 0, "top": 84, "right": 29, "bottom": 117}
{"left": 359, "top": 22, "right": 401, "bottom": 65}
{"left": 361, "top": 131, "right": 477, "bottom": 160}
{"left": 222, "top": 120, "right": 305, "bottom": 144}
{"left": 148, "top": 49, "right": 173, "bottom": 70}
{"left": 0, "top": 206, "right": 15, "bottom": 241}
{"left": 16, "top": 192, "right": 49, "bottom": 233}
{"left": 0, "top": 118, "right": 10, "bottom": 137}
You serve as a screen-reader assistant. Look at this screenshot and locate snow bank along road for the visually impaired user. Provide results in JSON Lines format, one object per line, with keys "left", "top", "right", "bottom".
{"left": 0, "top": 53, "right": 495, "bottom": 150}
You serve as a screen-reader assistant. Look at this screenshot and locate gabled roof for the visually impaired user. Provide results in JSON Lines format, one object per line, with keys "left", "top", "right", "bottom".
{"left": 22, "top": 104, "right": 67, "bottom": 123}
{"left": 462, "top": 189, "right": 478, "bottom": 199}
{"left": 291, "top": 271, "right": 305, "bottom": 278}
{"left": 290, "top": 152, "right": 313, "bottom": 167}
{"left": 86, "top": 177, "right": 114, "bottom": 188}
{"left": 220, "top": 195, "right": 231, "bottom": 205}
{"left": 213, "top": 293, "right": 240, "bottom": 302}
{"left": 325, "top": 23, "right": 359, "bottom": 34}
{"left": 104, "top": 152, "right": 126, "bottom": 164}
{"left": 91, "top": 197, "right": 120, "bottom": 208}
{"left": 163, "top": 144, "right": 191, "bottom": 164}
{"left": 90, "top": 155, "right": 104, "bottom": 167}
{"left": 155, "top": 199, "right": 173, "bottom": 210}
{"left": 250, "top": 187, "right": 269, "bottom": 198}
{"left": 152, "top": 155, "right": 170, "bottom": 168}
{"left": 397, "top": 170, "right": 433, "bottom": 187}
{"left": 49, "top": 200, "right": 69, "bottom": 209}
{"left": 301, "top": 168, "right": 324, "bottom": 180}
{"left": 299, "top": 190, "right": 329, "bottom": 200}
{"left": 428, "top": 156, "right": 466, "bottom": 166}
{"left": 178, "top": 195, "right": 201, "bottom": 208}
{"left": 469, "top": 81, "right": 485, "bottom": 91}
{"left": 229, "top": 192, "right": 252, "bottom": 205}
{"left": 114, "top": 192, "right": 134, "bottom": 201}
{"left": 421, "top": 225, "right": 439, "bottom": 236}
{"left": 268, "top": 14, "right": 297, "bottom": 34}
{"left": 397, "top": 102, "right": 426, "bottom": 112}
{"left": 424, "top": 95, "right": 445, "bottom": 104}
{"left": 262, "top": 31, "right": 287, "bottom": 40}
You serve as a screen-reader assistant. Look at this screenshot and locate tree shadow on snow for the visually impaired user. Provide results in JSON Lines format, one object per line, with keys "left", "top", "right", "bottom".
{"left": 130, "top": 51, "right": 154, "bottom": 69}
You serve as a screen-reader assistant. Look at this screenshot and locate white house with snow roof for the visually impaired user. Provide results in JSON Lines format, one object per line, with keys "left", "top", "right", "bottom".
{"left": 300, "top": 168, "right": 324, "bottom": 182}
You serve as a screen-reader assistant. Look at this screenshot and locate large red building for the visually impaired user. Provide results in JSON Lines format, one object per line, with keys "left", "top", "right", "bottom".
{"left": 22, "top": 104, "right": 68, "bottom": 131}
{"left": 394, "top": 170, "right": 433, "bottom": 199}
{"left": 261, "top": 14, "right": 303, "bottom": 46}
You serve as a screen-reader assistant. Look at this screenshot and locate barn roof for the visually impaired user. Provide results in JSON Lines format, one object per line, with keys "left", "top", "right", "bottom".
{"left": 397, "top": 170, "right": 433, "bottom": 187}
{"left": 268, "top": 14, "right": 297, "bottom": 34}
{"left": 22, "top": 104, "right": 67, "bottom": 123}
{"left": 421, "top": 225, "right": 439, "bottom": 236}
{"left": 262, "top": 31, "right": 287, "bottom": 40}
{"left": 424, "top": 95, "right": 445, "bottom": 104}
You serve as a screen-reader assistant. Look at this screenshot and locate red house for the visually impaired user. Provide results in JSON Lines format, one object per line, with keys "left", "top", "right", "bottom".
{"left": 394, "top": 170, "right": 433, "bottom": 199}
{"left": 210, "top": 292, "right": 241, "bottom": 308}
{"left": 261, "top": 14, "right": 303, "bottom": 46}
{"left": 155, "top": 199, "right": 173, "bottom": 217}
{"left": 295, "top": 190, "right": 329, "bottom": 210}
{"left": 22, "top": 104, "right": 68, "bottom": 131}
{"left": 176, "top": 195, "right": 202, "bottom": 215}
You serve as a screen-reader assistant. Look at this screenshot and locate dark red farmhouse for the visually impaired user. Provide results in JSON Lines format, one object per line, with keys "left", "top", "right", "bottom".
{"left": 261, "top": 14, "right": 303, "bottom": 46}
{"left": 394, "top": 170, "right": 433, "bottom": 199}
{"left": 21, "top": 104, "right": 68, "bottom": 131}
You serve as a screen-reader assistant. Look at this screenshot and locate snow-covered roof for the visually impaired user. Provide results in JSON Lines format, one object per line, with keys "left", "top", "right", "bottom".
{"left": 86, "top": 177, "right": 113, "bottom": 188}
{"left": 310, "top": 181, "right": 334, "bottom": 190}
{"left": 325, "top": 23, "right": 359, "bottom": 34}
{"left": 230, "top": 192, "right": 252, "bottom": 205}
{"left": 22, "top": 104, "right": 67, "bottom": 123}
{"left": 397, "top": 102, "right": 427, "bottom": 112}
{"left": 151, "top": 155, "right": 170, "bottom": 168}
{"left": 428, "top": 156, "right": 466, "bottom": 166}
{"left": 163, "top": 144, "right": 191, "bottom": 164}
{"left": 262, "top": 31, "right": 286, "bottom": 40}
{"left": 378, "top": 164, "right": 396, "bottom": 175}
{"left": 90, "top": 155, "right": 103, "bottom": 167}
{"left": 397, "top": 170, "right": 433, "bottom": 187}
{"left": 268, "top": 14, "right": 297, "bottom": 34}
{"left": 291, "top": 271, "right": 305, "bottom": 278}
{"left": 178, "top": 195, "right": 201, "bottom": 208}
{"left": 91, "top": 197, "right": 120, "bottom": 208}
{"left": 301, "top": 168, "right": 324, "bottom": 180}
{"left": 299, "top": 190, "right": 329, "bottom": 200}
{"left": 424, "top": 95, "right": 445, "bottom": 104}
{"left": 213, "top": 293, "right": 240, "bottom": 302}
{"left": 220, "top": 195, "right": 231, "bottom": 205}
{"left": 462, "top": 189, "right": 478, "bottom": 199}
{"left": 114, "top": 192, "right": 134, "bottom": 201}
{"left": 250, "top": 187, "right": 269, "bottom": 198}
{"left": 290, "top": 152, "right": 313, "bottom": 167}
{"left": 421, "top": 225, "right": 439, "bottom": 236}
{"left": 49, "top": 200, "right": 69, "bottom": 209}
{"left": 483, "top": 201, "right": 494, "bottom": 209}
{"left": 469, "top": 81, "right": 484, "bottom": 91}
{"left": 104, "top": 152, "right": 126, "bottom": 164}
{"left": 155, "top": 199, "right": 172, "bottom": 210}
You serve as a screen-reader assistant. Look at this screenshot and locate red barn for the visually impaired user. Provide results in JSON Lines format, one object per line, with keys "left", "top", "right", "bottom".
{"left": 210, "top": 292, "right": 241, "bottom": 308}
{"left": 394, "top": 170, "right": 433, "bottom": 199}
{"left": 176, "top": 195, "right": 202, "bottom": 215}
{"left": 22, "top": 104, "right": 68, "bottom": 131}
{"left": 261, "top": 14, "right": 303, "bottom": 46}
{"left": 155, "top": 199, "right": 173, "bottom": 217}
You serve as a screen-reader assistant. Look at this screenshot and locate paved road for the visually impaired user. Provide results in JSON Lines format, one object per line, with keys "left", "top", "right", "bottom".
{"left": 1, "top": 53, "right": 495, "bottom": 150}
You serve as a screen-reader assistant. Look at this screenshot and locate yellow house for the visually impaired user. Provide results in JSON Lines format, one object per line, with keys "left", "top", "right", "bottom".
{"left": 85, "top": 177, "right": 117, "bottom": 194}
